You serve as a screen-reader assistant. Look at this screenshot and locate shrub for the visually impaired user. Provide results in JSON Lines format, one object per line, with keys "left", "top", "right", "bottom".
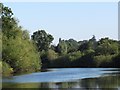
{"left": 1, "top": 61, "right": 13, "bottom": 77}
{"left": 112, "top": 54, "right": 120, "bottom": 67}
{"left": 2, "top": 35, "right": 41, "bottom": 73}
{"left": 68, "top": 51, "right": 82, "bottom": 61}
{"left": 93, "top": 55, "right": 115, "bottom": 67}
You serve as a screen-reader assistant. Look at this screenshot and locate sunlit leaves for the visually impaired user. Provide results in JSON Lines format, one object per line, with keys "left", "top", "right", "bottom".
{"left": 2, "top": 3, "right": 41, "bottom": 73}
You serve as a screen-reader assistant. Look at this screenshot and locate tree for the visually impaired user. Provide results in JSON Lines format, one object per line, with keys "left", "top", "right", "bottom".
{"left": 95, "top": 38, "right": 119, "bottom": 55}
{"left": 2, "top": 31, "right": 41, "bottom": 73}
{"left": 1, "top": 3, "right": 19, "bottom": 39}
{"left": 57, "top": 38, "right": 67, "bottom": 55}
{"left": 31, "top": 30, "right": 54, "bottom": 51}
{"left": 78, "top": 40, "right": 89, "bottom": 52}
{"left": 40, "top": 49, "right": 58, "bottom": 68}
{"left": 2, "top": 4, "right": 41, "bottom": 73}
{"left": 88, "top": 35, "right": 97, "bottom": 50}
{"left": 65, "top": 39, "right": 79, "bottom": 53}
{"left": 46, "top": 49, "right": 58, "bottom": 61}
{"left": 68, "top": 51, "right": 82, "bottom": 61}
{"left": 1, "top": 61, "right": 13, "bottom": 77}
{"left": 93, "top": 55, "right": 114, "bottom": 67}
{"left": 112, "top": 54, "right": 120, "bottom": 67}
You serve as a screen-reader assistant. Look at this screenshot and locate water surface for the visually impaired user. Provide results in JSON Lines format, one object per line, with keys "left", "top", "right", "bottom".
{"left": 2, "top": 68, "right": 120, "bottom": 89}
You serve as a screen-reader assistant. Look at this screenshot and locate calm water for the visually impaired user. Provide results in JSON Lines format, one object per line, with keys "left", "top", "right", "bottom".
{"left": 2, "top": 68, "right": 120, "bottom": 89}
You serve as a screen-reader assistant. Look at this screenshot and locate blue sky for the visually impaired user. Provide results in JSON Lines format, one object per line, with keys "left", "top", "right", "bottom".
{"left": 4, "top": 2, "right": 118, "bottom": 44}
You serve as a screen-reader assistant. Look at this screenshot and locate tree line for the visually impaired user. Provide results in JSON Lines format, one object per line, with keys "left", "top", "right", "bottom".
{"left": 32, "top": 31, "right": 120, "bottom": 68}
{"left": 1, "top": 3, "right": 120, "bottom": 76}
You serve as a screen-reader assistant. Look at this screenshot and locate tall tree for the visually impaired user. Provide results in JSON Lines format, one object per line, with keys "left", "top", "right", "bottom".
{"left": 31, "top": 30, "right": 54, "bottom": 51}
{"left": 57, "top": 38, "right": 67, "bottom": 55}
{"left": 2, "top": 3, "right": 41, "bottom": 73}
{"left": 88, "top": 35, "right": 97, "bottom": 50}
{"left": 65, "top": 39, "right": 79, "bottom": 53}
{"left": 95, "top": 38, "right": 119, "bottom": 55}
{"left": 1, "top": 3, "right": 19, "bottom": 39}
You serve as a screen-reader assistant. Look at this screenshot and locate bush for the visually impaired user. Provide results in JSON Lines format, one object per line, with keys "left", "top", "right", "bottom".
{"left": 2, "top": 34, "right": 41, "bottom": 73}
{"left": 72, "top": 49, "right": 95, "bottom": 67}
{"left": 1, "top": 61, "right": 13, "bottom": 77}
{"left": 46, "top": 49, "right": 58, "bottom": 61}
{"left": 93, "top": 55, "right": 115, "bottom": 67}
{"left": 49, "top": 51, "right": 82, "bottom": 68}
{"left": 40, "top": 49, "right": 58, "bottom": 68}
{"left": 49, "top": 55, "right": 70, "bottom": 68}
{"left": 112, "top": 54, "right": 120, "bottom": 67}
{"left": 68, "top": 51, "right": 82, "bottom": 61}
{"left": 83, "top": 49, "right": 95, "bottom": 56}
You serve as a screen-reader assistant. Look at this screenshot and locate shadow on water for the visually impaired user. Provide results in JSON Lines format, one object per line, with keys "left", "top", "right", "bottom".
{"left": 2, "top": 68, "right": 120, "bottom": 89}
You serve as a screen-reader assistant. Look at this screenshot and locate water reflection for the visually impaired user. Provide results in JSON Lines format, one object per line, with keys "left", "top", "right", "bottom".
{"left": 80, "top": 75, "right": 120, "bottom": 89}
{"left": 2, "top": 68, "right": 120, "bottom": 89}
{"left": 2, "top": 75, "right": 120, "bottom": 89}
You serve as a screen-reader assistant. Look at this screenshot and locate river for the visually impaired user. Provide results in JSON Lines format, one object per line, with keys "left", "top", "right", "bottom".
{"left": 2, "top": 68, "right": 120, "bottom": 89}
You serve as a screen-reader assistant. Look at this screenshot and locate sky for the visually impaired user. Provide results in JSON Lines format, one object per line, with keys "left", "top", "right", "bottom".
{"left": 4, "top": 2, "right": 118, "bottom": 45}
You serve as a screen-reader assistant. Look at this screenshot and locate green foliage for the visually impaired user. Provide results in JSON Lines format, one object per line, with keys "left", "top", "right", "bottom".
{"left": 65, "top": 39, "right": 79, "bottom": 53}
{"left": 1, "top": 3, "right": 120, "bottom": 72}
{"left": 1, "top": 3, "right": 19, "bottom": 39}
{"left": 0, "top": 60, "right": 2, "bottom": 74}
{"left": 93, "top": 55, "right": 115, "bottom": 67}
{"left": 84, "top": 49, "right": 95, "bottom": 56}
{"left": 42, "top": 37, "right": 120, "bottom": 68}
{"left": 50, "top": 44, "right": 57, "bottom": 52}
{"left": 49, "top": 51, "right": 82, "bottom": 68}
{"left": 31, "top": 30, "right": 54, "bottom": 51}
{"left": 0, "top": 32, "right": 2, "bottom": 60}
{"left": 46, "top": 49, "right": 58, "bottom": 61}
{"left": 2, "top": 4, "right": 41, "bottom": 74}
{"left": 2, "top": 33, "right": 41, "bottom": 73}
{"left": 22, "top": 30, "right": 30, "bottom": 40}
{"left": 79, "top": 36, "right": 97, "bottom": 52}
{"left": 50, "top": 55, "right": 70, "bottom": 68}
{"left": 40, "top": 49, "right": 58, "bottom": 68}
{"left": 78, "top": 40, "right": 88, "bottom": 52}
{"left": 1, "top": 61, "right": 13, "bottom": 77}
{"left": 74, "top": 52, "right": 95, "bottom": 67}
{"left": 57, "top": 38, "right": 67, "bottom": 55}
{"left": 112, "top": 54, "right": 120, "bottom": 67}
{"left": 68, "top": 51, "right": 82, "bottom": 61}
{"left": 88, "top": 35, "right": 97, "bottom": 50}
{"left": 95, "top": 38, "right": 119, "bottom": 55}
